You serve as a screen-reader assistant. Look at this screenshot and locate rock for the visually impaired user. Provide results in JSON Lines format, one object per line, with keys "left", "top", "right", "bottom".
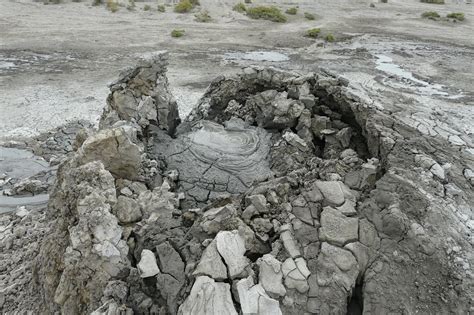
{"left": 236, "top": 276, "right": 282, "bottom": 315}
{"left": 257, "top": 254, "right": 286, "bottom": 297}
{"left": 251, "top": 218, "right": 273, "bottom": 234}
{"left": 114, "top": 196, "right": 142, "bottom": 223}
{"left": 311, "top": 115, "right": 331, "bottom": 138}
{"left": 156, "top": 241, "right": 185, "bottom": 281}
{"left": 345, "top": 160, "right": 378, "bottom": 190}
{"left": 156, "top": 273, "right": 182, "bottom": 315}
{"left": 358, "top": 219, "right": 380, "bottom": 249}
{"left": 178, "top": 276, "right": 237, "bottom": 315}
{"left": 280, "top": 229, "right": 301, "bottom": 258}
{"left": 78, "top": 126, "right": 142, "bottom": 180}
{"left": 295, "top": 257, "right": 311, "bottom": 279}
{"left": 344, "top": 242, "right": 371, "bottom": 279}
{"left": 246, "top": 194, "right": 268, "bottom": 213}
{"left": 335, "top": 199, "right": 357, "bottom": 216}
{"left": 216, "top": 230, "right": 250, "bottom": 279}
{"left": 336, "top": 127, "right": 352, "bottom": 148}
{"left": 193, "top": 240, "right": 228, "bottom": 280}
{"left": 292, "top": 206, "right": 313, "bottom": 226}
{"left": 15, "top": 206, "right": 29, "bottom": 218}
{"left": 201, "top": 204, "right": 236, "bottom": 233}
{"left": 282, "top": 258, "right": 309, "bottom": 293}
{"left": 282, "top": 131, "right": 309, "bottom": 152}
{"left": 319, "top": 207, "right": 358, "bottom": 246}
{"left": 91, "top": 299, "right": 133, "bottom": 315}
{"left": 137, "top": 249, "right": 160, "bottom": 278}
{"left": 315, "top": 181, "right": 346, "bottom": 206}
{"left": 11, "top": 178, "right": 48, "bottom": 196}
{"left": 430, "top": 163, "right": 445, "bottom": 180}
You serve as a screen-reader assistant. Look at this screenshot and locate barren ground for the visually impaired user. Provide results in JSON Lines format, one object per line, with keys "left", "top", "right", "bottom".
{"left": 0, "top": 0, "right": 473, "bottom": 140}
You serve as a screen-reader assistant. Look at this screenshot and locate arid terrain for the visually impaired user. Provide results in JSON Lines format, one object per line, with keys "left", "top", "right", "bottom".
{"left": 0, "top": 0, "right": 473, "bottom": 314}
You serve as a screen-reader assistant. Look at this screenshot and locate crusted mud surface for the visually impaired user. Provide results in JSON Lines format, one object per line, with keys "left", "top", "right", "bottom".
{"left": 0, "top": 1, "right": 473, "bottom": 314}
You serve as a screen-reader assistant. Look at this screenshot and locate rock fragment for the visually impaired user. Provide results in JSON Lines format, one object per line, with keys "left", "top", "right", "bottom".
{"left": 314, "top": 181, "right": 346, "bottom": 206}
{"left": 257, "top": 254, "right": 286, "bottom": 298}
{"left": 137, "top": 249, "right": 160, "bottom": 278}
{"left": 193, "top": 240, "right": 227, "bottom": 280}
{"left": 282, "top": 258, "right": 309, "bottom": 293}
{"left": 114, "top": 196, "right": 142, "bottom": 223}
{"left": 319, "top": 207, "right": 358, "bottom": 246}
{"left": 216, "top": 230, "right": 250, "bottom": 279}
{"left": 236, "top": 276, "right": 283, "bottom": 315}
{"left": 178, "top": 276, "right": 237, "bottom": 315}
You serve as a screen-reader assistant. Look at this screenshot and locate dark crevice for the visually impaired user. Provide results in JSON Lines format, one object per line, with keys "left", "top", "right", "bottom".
{"left": 347, "top": 280, "right": 364, "bottom": 315}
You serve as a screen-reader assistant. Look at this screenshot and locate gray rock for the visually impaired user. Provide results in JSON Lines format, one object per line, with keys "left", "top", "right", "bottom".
{"left": 336, "top": 127, "right": 352, "bottom": 148}
{"left": 137, "top": 249, "right": 160, "bottom": 278}
{"left": 335, "top": 199, "right": 357, "bottom": 216}
{"left": 246, "top": 194, "right": 268, "bottom": 213}
{"left": 178, "top": 276, "right": 237, "bottom": 315}
{"left": 282, "top": 131, "right": 309, "bottom": 152}
{"left": 201, "top": 204, "right": 236, "bottom": 234}
{"left": 315, "top": 181, "right": 346, "bottom": 206}
{"left": 78, "top": 126, "right": 142, "bottom": 180}
{"left": 319, "top": 207, "right": 358, "bottom": 246}
{"left": 193, "top": 240, "right": 228, "bottom": 281}
{"left": 236, "top": 276, "right": 283, "bottom": 315}
{"left": 216, "top": 230, "right": 250, "bottom": 279}
{"left": 156, "top": 241, "right": 185, "bottom": 281}
{"left": 358, "top": 218, "right": 380, "bottom": 249}
{"left": 114, "top": 196, "right": 142, "bottom": 223}
{"left": 282, "top": 258, "right": 309, "bottom": 293}
{"left": 257, "top": 254, "right": 286, "bottom": 297}
{"left": 280, "top": 229, "right": 301, "bottom": 258}
{"left": 311, "top": 115, "right": 331, "bottom": 138}
{"left": 345, "top": 160, "right": 378, "bottom": 190}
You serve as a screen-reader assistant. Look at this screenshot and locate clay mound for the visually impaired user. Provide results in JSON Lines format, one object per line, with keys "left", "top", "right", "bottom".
{"left": 30, "top": 52, "right": 473, "bottom": 315}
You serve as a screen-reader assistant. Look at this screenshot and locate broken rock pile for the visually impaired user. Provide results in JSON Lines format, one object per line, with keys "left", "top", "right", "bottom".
{"left": 28, "top": 52, "right": 473, "bottom": 315}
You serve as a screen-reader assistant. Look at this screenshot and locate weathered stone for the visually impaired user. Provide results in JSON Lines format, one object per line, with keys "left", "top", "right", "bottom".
{"left": 114, "top": 196, "right": 142, "bottom": 223}
{"left": 311, "top": 115, "right": 331, "bottom": 138}
{"left": 315, "top": 181, "right": 346, "bottom": 206}
{"left": 319, "top": 207, "right": 358, "bottom": 246}
{"left": 282, "top": 131, "right": 309, "bottom": 152}
{"left": 257, "top": 254, "right": 286, "bottom": 298}
{"left": 137, "top": 249, "right": 160, "bottom": 278}
{"left": 78, "top": 126, "right": 142, "bottom": 180}
{"left": 359, "top": 219, "right": 380, "bottom": 249}
{"left": 335, "top": 199, "right": 357, "bottom": 216}
{"left": 236, "top": 276, "right": 282, "bottom": 315}
{"left": 246, "top": 194, "right": 268, "bottom": 213}
{"left": 216, "top": 230, "right": 249, "bottom": 279}
{"left": 282, "top": 258, "right": 309, "bottom": 293}
{"left": 193, "top": 240, "right": 227, "bottom": 281}
{"left": 201, "top": 204, "right": 236, "bottom": 233}
{"left": 345, "top": 160, "right": 378, "bottom": 190}
{"left": 156, "top": 241, "right": 184, "bottom": 281}
{"left": 336, "top": 127, "right": 352, "bottom": 148}
{"left": 178, "top": 276, "right": 237, "bottom": 315}
{"left": 280, "top": 230, "right": 301, "bottom": 258}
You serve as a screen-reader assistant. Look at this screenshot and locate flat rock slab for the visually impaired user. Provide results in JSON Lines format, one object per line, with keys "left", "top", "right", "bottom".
{"left": 314, "top": 181, "right": 347, "bottom": 206}
{"left": 154, "top": 119, "right": 272, "bottom": 204}
{"left": 319, "top": 207, "right": 359, "bottom": 246}
{"left": 178, "top": 276, "right": 237, "bottom": 315}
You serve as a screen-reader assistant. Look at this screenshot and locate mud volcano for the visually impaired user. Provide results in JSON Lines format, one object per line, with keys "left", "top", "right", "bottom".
{"left": 31, "top": 52, "right": 473, "bottom": 315}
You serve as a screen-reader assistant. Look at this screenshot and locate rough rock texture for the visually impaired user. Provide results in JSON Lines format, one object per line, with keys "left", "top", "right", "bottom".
{"left": 17, "top": 57, "right": 471, "bottom": 315}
